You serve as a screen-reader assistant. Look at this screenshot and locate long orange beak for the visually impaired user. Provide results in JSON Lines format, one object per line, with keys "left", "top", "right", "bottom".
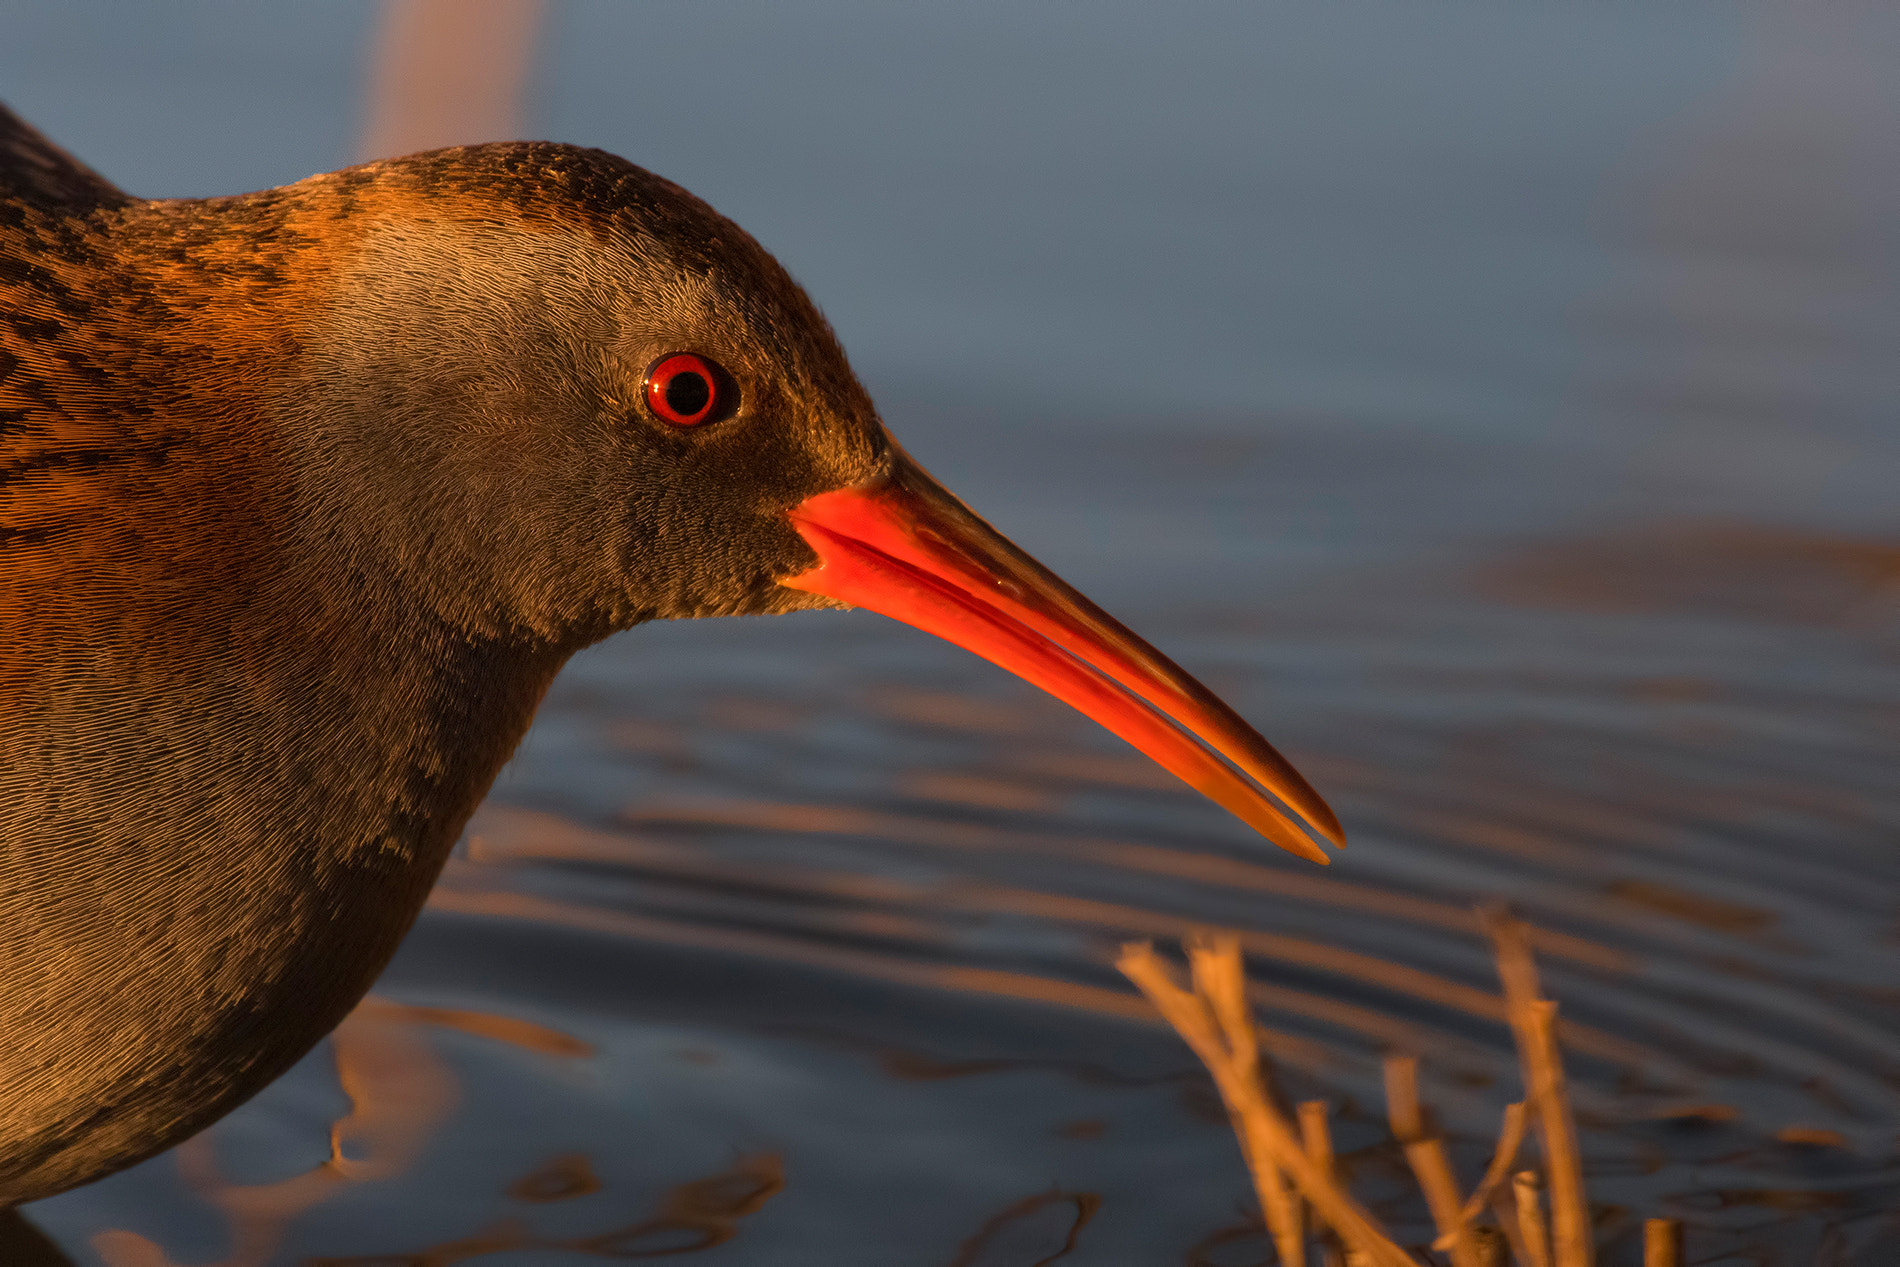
{"left": 779, "top": 451, "right": 1343, "bottom": 864}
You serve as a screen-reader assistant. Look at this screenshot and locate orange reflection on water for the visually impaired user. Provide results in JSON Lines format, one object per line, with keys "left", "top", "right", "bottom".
{"left": 507, "top": 1154, "right": 602, "bottom": 1204}
{"left": 305, "top": 1153, "right": 784, "bottom": 1264}
{"left": 449, "top": 807, "right": 1658, "bottom": 1086}
{"left": 465, "top": 804, "right": 1622, "bottom": 1072}
{"left": 618, "top": 798, "right": 1635, "bottom": 972}
{"left": 868, "top": 686, "right": 1054, "bottom": 734}
{"left": 354, "top": 997, "right": 594, "bottom": 1059}
{"left": 900, "top": 770, "right": 1057, "bottom": 813}
{"left": 427, "top": 885, "right": 1359, "bottom": 1074}
{"left": 89, "top": 997, "right": 593, "bottom": 1267}
{"left": 1476, "top": 521, "right": 1900, "bottom": 626}
{"left": 1003, "top": 749, "right": 1181, "bottom": 791}
{"left": 947, "top": 1189, "right": 1100, "bottom": 1267}
{"left": 1603, "top": 879, "right": 1777, "bottom": 936}
{"left": 92, "top": 1000, "right": 458, "bottom": 1267}
{"left": 950, "top": 885, "right": 1672, "bottom": 1076}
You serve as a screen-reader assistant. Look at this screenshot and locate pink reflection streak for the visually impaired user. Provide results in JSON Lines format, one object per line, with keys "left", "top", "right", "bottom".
{"left": 358, "top": 0, "right": 547, "bottom": 161}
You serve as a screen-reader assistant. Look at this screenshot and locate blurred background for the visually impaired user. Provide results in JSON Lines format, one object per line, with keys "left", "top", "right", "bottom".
{"left": 5, "top": 2, "right": 1899, "bottom": 1263}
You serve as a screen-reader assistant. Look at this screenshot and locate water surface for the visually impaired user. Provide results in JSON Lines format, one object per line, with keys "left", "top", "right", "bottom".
{"left": 7, "top": 3, "right": 1899, "bottom": 1263}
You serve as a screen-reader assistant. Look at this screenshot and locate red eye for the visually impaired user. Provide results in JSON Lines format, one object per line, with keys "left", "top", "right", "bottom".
{"left": 644, "top": 353, "right": 727, "bottom": 427}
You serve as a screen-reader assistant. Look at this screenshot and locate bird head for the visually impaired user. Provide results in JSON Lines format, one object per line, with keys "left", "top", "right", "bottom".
{"left": 272, "top": 142, "right": 1341, "bottom": 862}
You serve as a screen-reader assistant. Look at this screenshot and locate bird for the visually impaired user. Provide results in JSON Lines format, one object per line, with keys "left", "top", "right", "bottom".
{"left": 0, "top": 100, "right": 1343, "bottom": 1220}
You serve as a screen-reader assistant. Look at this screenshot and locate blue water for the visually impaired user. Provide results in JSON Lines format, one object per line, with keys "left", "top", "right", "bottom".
{"left": 5, "top": 3, "right": 1900, "bottom": 1263}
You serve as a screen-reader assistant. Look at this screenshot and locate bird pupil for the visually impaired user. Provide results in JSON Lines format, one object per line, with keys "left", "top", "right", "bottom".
{"left": 665, "top": 372, "right": 711, "bottom": 417}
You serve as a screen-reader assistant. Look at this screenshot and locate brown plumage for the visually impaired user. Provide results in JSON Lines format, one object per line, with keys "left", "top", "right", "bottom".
{"left": 1, "top": 102, "right": 884, "bottom": 1203}
{"left": 0, "top": 103, "right": 1338, "bottom": 1211}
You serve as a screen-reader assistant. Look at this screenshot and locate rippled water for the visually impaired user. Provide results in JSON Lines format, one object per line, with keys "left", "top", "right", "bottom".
{"left": 10, "top": 3, "right": 1900, "bottom": 1264}
{"left": 31, "top": 417, "right": 1900, "bottom": 1266}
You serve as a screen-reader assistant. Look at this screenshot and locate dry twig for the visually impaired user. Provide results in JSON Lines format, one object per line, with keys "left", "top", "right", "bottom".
{"left": 1117, "top": 940, "right": 1419, "bottom": 1267}
{"left": 1190, "top": 934, "right": 1304, "bottom": 1267}
{"left": 1512, "top": 1170, "right": 1554, "bottom": 1267}
{"left": 1446, "top": 1100, "right": 1529, "bottom": 1242}
{"left": 1483, "top": 909, "right": 1592, "bottom": 1267}
{"left": 1299, "top": 1100, "right": 1351, "bottom": 1267}
{"left": 1643, "top": 1218, "right": 1682, "bottom": 1267}
{"left": 1384, "top": 1054, "right": 1480, "bottom": 1267}
{"left": 1121, "top": 919, "right": 1678, "bottom": 1267}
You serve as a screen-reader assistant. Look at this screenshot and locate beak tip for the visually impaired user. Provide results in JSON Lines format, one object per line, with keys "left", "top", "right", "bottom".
{"left": 1289, "top": 835, "right": 1335, "bottom": 866}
